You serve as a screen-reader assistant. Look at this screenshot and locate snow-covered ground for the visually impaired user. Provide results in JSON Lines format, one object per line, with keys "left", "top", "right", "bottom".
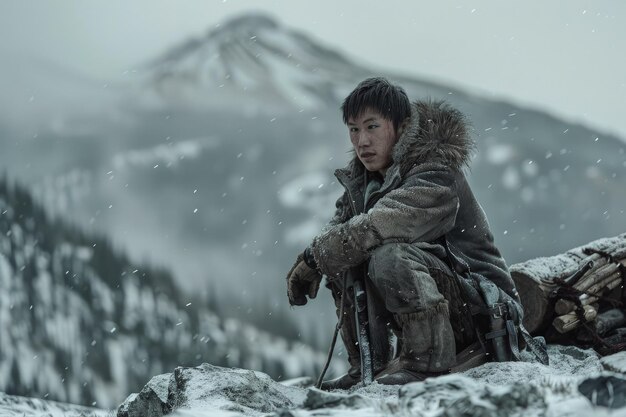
{"left": 0, "top": 392, "right": 110, "bottom": 417}
{"left": 117, "top": 345, "right": 626, "bottom": 417}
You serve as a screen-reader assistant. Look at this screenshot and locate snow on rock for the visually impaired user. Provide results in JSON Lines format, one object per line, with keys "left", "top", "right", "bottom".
{"left": 118, "top": 363, "right": 306, "bottom": 417}
{"left": 602, "top": 351, "right": 626, "bottom": 374}
{"left": 397, "top": 374, "right": 545, "bottom": 416}
{"left": 117, "top": 345, "right": 626, "bottom": 417}
{"left": 117, "top": 373, "right": 172, "bottom": 417}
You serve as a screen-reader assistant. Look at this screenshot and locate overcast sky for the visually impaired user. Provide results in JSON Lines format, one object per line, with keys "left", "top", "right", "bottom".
{"left": 1, "top": 1, "right": 625, "bottom": 139}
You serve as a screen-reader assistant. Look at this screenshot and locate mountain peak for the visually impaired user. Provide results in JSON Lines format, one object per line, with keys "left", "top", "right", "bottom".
{"left": 139, "top": 12, "right": 367, "bottom": 110}
{"left": 213, "top": 12, "right": 279, "bottom": 35}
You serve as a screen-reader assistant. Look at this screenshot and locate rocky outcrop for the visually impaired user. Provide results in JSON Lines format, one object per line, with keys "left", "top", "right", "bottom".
{"left": 118, "top": 345, "right": 626, "bottom": 417}
{"left": 117, "top": 364, "right": 305, "bottom": 417}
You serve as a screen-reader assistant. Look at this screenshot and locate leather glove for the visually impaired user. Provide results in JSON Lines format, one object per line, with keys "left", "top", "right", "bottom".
{"left": 286, "top": 252, "right": 322, "bottom": 306}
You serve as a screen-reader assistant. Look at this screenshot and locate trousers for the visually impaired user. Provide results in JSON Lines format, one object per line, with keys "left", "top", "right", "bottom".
{"left": 328, "top": 242, "right": 476, "bottom": 355}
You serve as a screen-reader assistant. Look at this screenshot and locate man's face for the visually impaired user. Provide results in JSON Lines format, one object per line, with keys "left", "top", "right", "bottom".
{"left": 348, "top": 109, "right": 399, "bottom": 174}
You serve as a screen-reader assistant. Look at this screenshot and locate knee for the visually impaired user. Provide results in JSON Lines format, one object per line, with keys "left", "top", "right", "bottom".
{"left": 367, "top": 243, "right": 445, "bottom": 314}
{"left": 368, "top": 243, "right": 429, "bottom": 281}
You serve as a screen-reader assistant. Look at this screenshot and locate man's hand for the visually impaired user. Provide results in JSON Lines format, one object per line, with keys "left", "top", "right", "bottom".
{"left": 286, "top": 252, "right": 322, "bottom": 306}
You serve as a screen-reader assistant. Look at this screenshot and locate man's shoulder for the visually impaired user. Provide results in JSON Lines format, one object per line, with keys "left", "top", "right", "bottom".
{"left": 403, "top": 162, "right": 464, "bottom": 178}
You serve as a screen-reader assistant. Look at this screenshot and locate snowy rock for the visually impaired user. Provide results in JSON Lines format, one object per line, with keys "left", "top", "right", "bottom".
{"left": 118, "top": 363, "right": 306, "bottom": 417}
{"left": 601, "top": 351, "right": 626, "bottom": 374}
{"left": 398, "top": 374, "right": 545, "bottom": 417}
{"left": 578, "top": 374, "right": 626, "bottom": 409}
{"left": 118, "top": 373, "right": 172, "bottom": 417}
{"left": 302, "top": 388, "right": 373, "bottom": 410}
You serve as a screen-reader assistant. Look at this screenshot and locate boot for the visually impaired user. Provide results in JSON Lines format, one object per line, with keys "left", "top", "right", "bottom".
{"left": 320, "top": 308, "right": 362, "bottom": 390}
{"left": 376, "top": 301, "right": 456, "bottom": 385}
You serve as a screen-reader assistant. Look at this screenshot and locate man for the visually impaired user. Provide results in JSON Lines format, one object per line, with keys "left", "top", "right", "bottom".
{"left": 286, "top": 77, "right": 523, "bottom": 387}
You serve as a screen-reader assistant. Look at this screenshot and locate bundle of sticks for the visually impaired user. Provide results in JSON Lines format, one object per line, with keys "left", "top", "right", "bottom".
{"left": 510, "top": 232, "right": 626, "bottom": 337}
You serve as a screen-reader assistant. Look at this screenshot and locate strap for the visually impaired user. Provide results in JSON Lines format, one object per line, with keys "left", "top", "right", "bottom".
{"left": 440, "top": 235, "right": 549, "bottom": 364}
{"left": 506, "top": 319, "right": 521, "bottom": 361}
{"left": 484, "top": 329, "right": 507, "bottom": 340}
{"left": 519, "top": 324, "right": 549, "bottom": 365}
{"left": 471, "top": 302, "right": 510, "bottom": 318}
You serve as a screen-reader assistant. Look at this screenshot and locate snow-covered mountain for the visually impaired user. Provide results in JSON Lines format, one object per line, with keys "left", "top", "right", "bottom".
{"left": 136, "top": 14, "right": 370, "bottom": 112}
{"left": 0, "top": 11, "right": 625, "bottom": 357}
{"left": 0, "top": 178, "right": 340, "bottom": 409}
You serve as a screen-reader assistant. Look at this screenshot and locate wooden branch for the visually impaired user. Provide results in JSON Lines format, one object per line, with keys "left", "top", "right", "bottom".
{"left": 553, "top": 305, "right": 597, "bottom": 334}
{"left": 554, "top": 271, "right": 623, "bottom": 315}
{"left": 585, "top": 271, "right": 623, "bottom": 297}
{"left": 578, "top": 277, "right": 622, "bottom": 308}
{"left": 573, "top": 263, "right": 620, "bottom": 292}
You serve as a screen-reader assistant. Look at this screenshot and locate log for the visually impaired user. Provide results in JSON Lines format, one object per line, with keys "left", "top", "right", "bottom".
{"left": 576, "top": 233, "right": 626, "bottom": 260}
{"left": 554, "top": 299, "right": 574, "bottom": 316}
{"left": 552, "top": 305, "right": 597, "bottom": 334}
{"left": 511, "top": 259, "right": 593, "bottom": 333}
{"left": 510, "top": 269, "right": 555, "bottom": 334}
{"left": 577, "top": 279, "right": 621, "bottom": 308}
{"left": 574, "top": 263, "right": 620, "bottom": 292}
{"left": 613, "top": 246, "right": 626, "bottom": 259}
{"left": 554, "top": 259, "right": 624, "bottom": 314}
{"left": 554, "top": 266, "right": 621, "bottom": 315}
{"left": 584, "top": 271, "right": 623, "bottom": 299}
{"left": 554, "top": 270, "right": 623, "bottom": 315}
{"left": 510, "top": 232, "right": 626, "bottom": 334}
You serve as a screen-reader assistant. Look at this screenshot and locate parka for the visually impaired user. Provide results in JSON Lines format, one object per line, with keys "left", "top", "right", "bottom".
{"left": 309, "top": 99, "right": 522, "bottom": 311}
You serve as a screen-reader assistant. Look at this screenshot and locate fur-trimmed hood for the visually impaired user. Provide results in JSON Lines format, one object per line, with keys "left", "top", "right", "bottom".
{"left": 339, "top": 99, "right": 475, "bottom": 182}
{"left": 392, "top": 99, "right": 475, "bottom": 176}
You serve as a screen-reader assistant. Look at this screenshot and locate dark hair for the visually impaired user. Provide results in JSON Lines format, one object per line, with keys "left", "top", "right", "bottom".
{"left": 341, "top": 77, "right": 411, "bottom": 132}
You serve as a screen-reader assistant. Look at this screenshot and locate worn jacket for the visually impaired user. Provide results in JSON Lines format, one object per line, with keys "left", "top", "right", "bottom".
{"left": 309, "top": 99, "right": 521, "bottom": 305}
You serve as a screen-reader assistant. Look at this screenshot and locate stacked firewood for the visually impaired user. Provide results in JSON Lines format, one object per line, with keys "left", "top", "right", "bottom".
{"left": 510, "top": 233, "right": 626, "bottom": 351}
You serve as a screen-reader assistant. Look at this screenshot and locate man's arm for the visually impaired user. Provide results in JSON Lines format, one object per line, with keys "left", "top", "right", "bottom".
{"left": 286, "top": 191, "right": 351, "bottom": 305}
{"left": 309, "top": 168, "right": 459, "bottom": 277}
{"left": 302, "top": 190, "right": 351, "bottom": 270}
